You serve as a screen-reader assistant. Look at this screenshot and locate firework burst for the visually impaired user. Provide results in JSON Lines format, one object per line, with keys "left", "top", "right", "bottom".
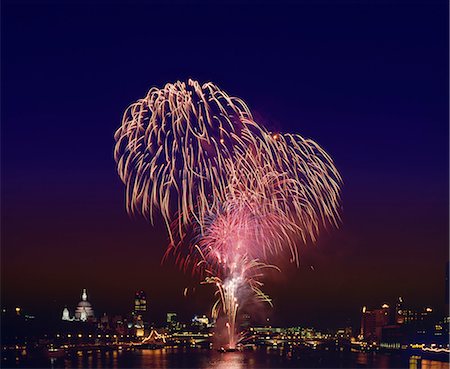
{"left": 114, "top": 79, "right": 342, "bottom": 348}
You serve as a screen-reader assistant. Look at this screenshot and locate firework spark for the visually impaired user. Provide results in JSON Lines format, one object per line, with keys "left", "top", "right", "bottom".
{"left": 114, "top": 79, "right": 341, "bottom": 348}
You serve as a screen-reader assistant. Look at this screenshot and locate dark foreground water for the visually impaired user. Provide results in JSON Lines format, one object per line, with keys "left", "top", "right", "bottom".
{"left": 2, "top": 347, "right": 449, "bottom": 369}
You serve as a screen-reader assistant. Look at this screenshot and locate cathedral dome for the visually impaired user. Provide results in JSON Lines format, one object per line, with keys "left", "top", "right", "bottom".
{"left": 74, "top": 289, "right": 95, "bottom": 321}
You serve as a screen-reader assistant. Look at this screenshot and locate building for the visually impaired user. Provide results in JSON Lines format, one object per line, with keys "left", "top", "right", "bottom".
{"left": 74, "top": 289, "right": 95, "bottom": 322}
{"left": 191, "top": 315, "right": 209, "bottom": 330}
{"left": 98, "top": 313, "right": 110, "bottom": 331}
{"left": 377, "top": 297, "right": 439, "bottom": 347}
{"left": 395, "top": 297, "right": 404, "bottom": 324}
{"left": 167, "top": 312, "right": 178, "bottom": 331}
{"left": 134, "top": 290, "right": 147, "bottom": 314}
{"left": 394, "top": 296, "right": 434, "bottom": 327}
{"left": 380, "top": 325, "right": 405, "bottom": 349}
{"left": 360, "top": 304, "right": 390, "bottom": 343}
{"left": 61, "top": 307, "right": 73, "bottom": 321}
{"left": 61, "top": 289, "right": 95, "bottom": 322}
{"left": 131, "top": 291, "right": 147, "bottom": 336}
{"left": 400, "top": 307, "right": 433, "bottom": 324}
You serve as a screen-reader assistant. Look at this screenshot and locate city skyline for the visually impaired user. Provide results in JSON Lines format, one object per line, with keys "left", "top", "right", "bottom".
{"left": 4, "top": 286, "right": 448, "bottom": 353}
{"left": 2, "top": 0, "right": 448, "bottom": 331}
{"left": 3, "top": 279, "right": 448, "bottom": 331}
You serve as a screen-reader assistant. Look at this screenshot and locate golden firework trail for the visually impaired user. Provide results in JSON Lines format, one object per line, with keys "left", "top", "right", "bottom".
{"left": 114, "top": 79, "right": 342, "bottom": 348}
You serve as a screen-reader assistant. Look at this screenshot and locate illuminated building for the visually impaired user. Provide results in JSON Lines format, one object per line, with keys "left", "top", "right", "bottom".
{"left": 134, "top": 290, "right": 147, "bottom": 314}
{"left": 133, "top": 314, "right": 144, "bottom": 331}
{"left": 360, "top": 304, "right": 390, "bottom": 343}
{"left": 61, "top": 307, "right": 74, "bottom": 321}
{"left": 380, "top": 325, "right": 404, "bottom": 349}
{"left": 380, "top": 298, "right": 438, "bottom": 348}
{"left": 167, "top": 312, "right": 177, "bottom": 324}
{"left": 110, "top": 315, "right": 126, "bottom": 335}
{"left": 74, "top": 289, "right": 95, "bottom": 322}
{"left": 395, "top": 297, "right": 404, "bottom": 324}
{"left": 192, "top": 315, "right": 209, "bottom": 325}
{"left": 132, "top": 291, "right": 146, "bottom": 336}
{"left": 167, "top": 312, "right": 178, "bottom": 331}
{"left": 191, "top": 315, "right": 209, "bottom": 330}
{"left": 396, "top": 301, "right": 434, "bottom": 325}
{"left": 393, "top": 298, "right": 433, "bottom": 325}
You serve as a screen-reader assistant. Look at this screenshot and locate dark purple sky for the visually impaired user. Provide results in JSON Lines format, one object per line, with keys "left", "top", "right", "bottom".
{"left": 2, "top": 0, "right": 448, "bottom": 328}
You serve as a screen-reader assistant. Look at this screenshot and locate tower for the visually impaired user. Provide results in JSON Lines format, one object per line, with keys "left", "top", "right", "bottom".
{"left": 133, "top": 290, "right": 147, "bottom": 334}
{"left": 395, "top": 297, "right": 404, "bottom": 324}
{"left": 62, "top": 307, "right": 72, "bottom": 321}
{"left": 134, "top": 290, "right": 147, "bottom": 314}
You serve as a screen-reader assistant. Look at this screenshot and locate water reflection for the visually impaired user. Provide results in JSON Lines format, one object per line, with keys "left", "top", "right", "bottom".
{"left": 209, "top": 352, "right": 244, "bottom": 369}
{"left": 421, "top": 358, "right": 449, "bottom": 369}
{"left": 356, "top": 352, "right": 369, "bottom": 366}
{"left": 3, "top": 347, "right": 449, "bottom": 368}
{"left": 410, "top": 356, "right": 421, "bottom": 369}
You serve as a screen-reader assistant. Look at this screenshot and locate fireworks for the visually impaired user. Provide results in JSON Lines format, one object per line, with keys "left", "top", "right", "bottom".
{"left": 114, "top": 79, "right": 341, "bottom": 348}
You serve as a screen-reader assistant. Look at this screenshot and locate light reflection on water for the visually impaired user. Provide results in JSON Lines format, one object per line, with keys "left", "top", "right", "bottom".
{"left": 409, "top": 356, "right": 449, "bottom": 369}
{"left": 209, "top": 352, "right": 244, "bottom": 369}
{"left": 5, "top": 347, "right": 450, "bottom": 368}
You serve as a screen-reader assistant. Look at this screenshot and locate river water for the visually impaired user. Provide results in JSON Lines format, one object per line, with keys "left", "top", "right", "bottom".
{"left": 2, "top": 347, "right": 449, "bottom": 368}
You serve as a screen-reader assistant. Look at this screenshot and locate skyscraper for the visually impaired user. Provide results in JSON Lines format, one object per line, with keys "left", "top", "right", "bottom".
{"left": 167, "top": 312, "right": 178, "bottom": 331}
{"left": 134, "top": 290, "right": 147, "bottom": 314}
{"left": 133, "top": 291, "right": 147, "bottom": 336}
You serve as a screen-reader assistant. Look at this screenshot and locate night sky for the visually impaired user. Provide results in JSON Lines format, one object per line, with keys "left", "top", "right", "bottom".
{"left": 2, "top": 0, "right": 448, "bottom": 328}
